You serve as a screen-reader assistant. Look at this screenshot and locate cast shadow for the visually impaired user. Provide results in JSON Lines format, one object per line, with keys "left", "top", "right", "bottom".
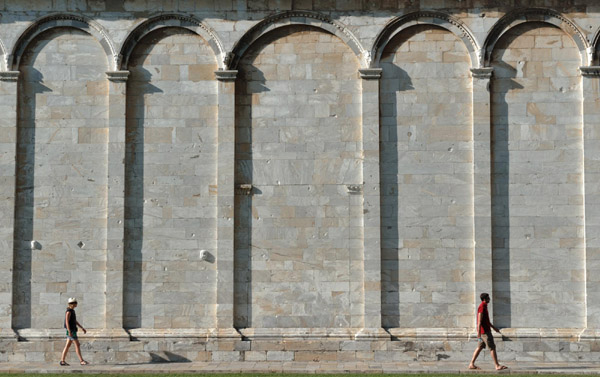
{"left": 379, "top": 59, "right": 413, "bottom": 329}
{"left": 123, "top": 61, "right": 163, "bottom": 329}
{"left": 148, "top": 352, "right": 191, "bottom": 363}
{"left": 490, "top": 57, "right": 524, "bottom": 329}
{"left": 233, "top": 44, "right": 270, "bottom": 330}
{"left": 12, "top": 63, "right": 51, "bottom": 329}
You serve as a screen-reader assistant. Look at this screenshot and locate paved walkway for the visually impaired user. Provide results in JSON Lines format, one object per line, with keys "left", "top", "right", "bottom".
{"left": 1, "top": 361, "right": 600, "bottom": 374}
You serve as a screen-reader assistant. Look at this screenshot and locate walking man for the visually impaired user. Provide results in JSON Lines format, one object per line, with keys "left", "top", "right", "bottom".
{"left": 468, "top": 293, "right": 508, "bottom": 370}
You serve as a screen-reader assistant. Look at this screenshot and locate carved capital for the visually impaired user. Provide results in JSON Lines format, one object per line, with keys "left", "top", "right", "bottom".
{"left": 580, "top": 66, "right": 600, "bottom": 78}
{"left": 215, "top": 70, "right": 238, "bottom": 82}
{"left": 470, "top": 67, "right": 493, "bottom": 79}
{"left": 0, "top": 71, "right": 20, "bottom": 82}
{"left": 106, "top": 70, "right": 130, "bottom": 82}
{"left": 359, "top": 68, "right": 382, "bottom": 80}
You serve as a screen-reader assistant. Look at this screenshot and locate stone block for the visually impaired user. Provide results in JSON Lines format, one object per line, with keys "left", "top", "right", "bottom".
{"left": 211, "top": 351, "right": 242, "bottom": 362}
{"left": 244, "top": 350, "right": 267, "bottom": 361}
{"left": 266, "top": 350, "right": 294, "bottom": 361}
{"left": 294, "top": 350, "right": 337, "bottom": 362}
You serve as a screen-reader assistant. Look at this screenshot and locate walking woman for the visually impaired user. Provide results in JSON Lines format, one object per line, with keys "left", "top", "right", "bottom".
{"left": 60, "top": 298, "right": 88, "bottom": 366}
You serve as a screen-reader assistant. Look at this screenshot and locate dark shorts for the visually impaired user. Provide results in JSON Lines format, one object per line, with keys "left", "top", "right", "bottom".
{"left": 66, "top": 330, "right": 78, "bottom": 341}
{"left": 477, "top": 332, "right": 496, "bottom": 351}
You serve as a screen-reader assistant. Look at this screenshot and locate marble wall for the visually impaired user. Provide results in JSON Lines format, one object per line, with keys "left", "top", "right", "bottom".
{"left": 0, "top": 1, "right": 600, "bottom": 342}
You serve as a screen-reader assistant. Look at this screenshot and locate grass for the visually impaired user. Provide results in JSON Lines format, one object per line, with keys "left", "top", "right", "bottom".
{"left": 0, "top": 373, "right": 592, "bottom": 377}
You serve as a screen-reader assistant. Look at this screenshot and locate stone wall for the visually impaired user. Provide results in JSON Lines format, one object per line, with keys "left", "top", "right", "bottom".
{"left": 1, "top": 0, "right": 600, "bottom": 362}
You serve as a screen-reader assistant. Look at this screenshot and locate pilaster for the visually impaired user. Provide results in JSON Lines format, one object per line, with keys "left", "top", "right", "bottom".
{"left": 104, "top": 70, "right": 129, "bottom": 336}
{"left": 356, "top": 68, "right": 388, "bottom": 339}
{"left": 580, "top": 66, "right": 600, "bottom": 331}
{"left": 471, "top": 67, "right": 494, "bottom": 321}
{"left": 0, "top": 71, "right": 19, "bottom": 338}
{"left": 215, "top": 70, "right": 239, "bottom": 337}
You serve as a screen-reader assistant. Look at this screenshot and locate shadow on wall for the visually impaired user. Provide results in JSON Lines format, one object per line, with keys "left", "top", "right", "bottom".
{"left": 148, "top": 351, "right": 191, "bottom": 363}
{"left": 491, "top": 43, "right": 524, "bottom": 329}
{"left": 123, "top": 60, "right": 163, "bottom": 329}
{"left": 233, "top": 59, "right": 268, "bottom": 330}
{"left": 13, "top": 47, "right": 52, "bottom": 329}
{"left": 380, "top": 54, "right": 413, "bottom": 329}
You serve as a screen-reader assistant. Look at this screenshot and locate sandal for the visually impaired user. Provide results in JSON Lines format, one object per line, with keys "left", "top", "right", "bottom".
{"left": 80, "top": 360, "right": 88, "bottom": 365}
{"left": 59, "top": 361, "right": 69, "bottom": 366}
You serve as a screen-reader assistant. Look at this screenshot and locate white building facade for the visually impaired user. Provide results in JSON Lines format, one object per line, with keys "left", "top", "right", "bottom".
{"left": 0, "top": 0, "right": 599, "bottom": 362}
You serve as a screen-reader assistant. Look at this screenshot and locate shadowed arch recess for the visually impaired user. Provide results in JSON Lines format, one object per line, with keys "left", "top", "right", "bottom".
{"left": 228, "top": 11, "right": 367, "bottom": 70}
{"left": 489, "top": 21, "right": 585, "bottom": 328}
{"left": 10, "top": 13, "right": 117, "bottom": 71}
{"left": 233, "top": 24, "right": 363, "bottom": 329}
{"left": 371, "top": 11, "right": 479, "bottom": 69}
{"left": 119, "top": 14, "right": 225, "bottom": 70}
{"left": 484, "top": 8, "right": 590, "bottom": 67}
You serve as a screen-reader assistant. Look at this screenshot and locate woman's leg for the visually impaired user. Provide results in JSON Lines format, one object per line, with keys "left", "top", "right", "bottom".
{"left": 61, "top": 339, "right": 72, "bottom": 362}
{"left": 73, "top": 339, "right": 84, "bottom": 362}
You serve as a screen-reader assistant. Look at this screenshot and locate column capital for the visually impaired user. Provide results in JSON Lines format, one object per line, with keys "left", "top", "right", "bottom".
{"left": 580, "top": 66, "right": 600, "bottom": 78}
{"left": 0, "top": 71, "right": 20, "bottom": 82}
{"left": 359, "top": 68, "right": 382, "bottom": 80}
{"left": 215, "top": 70, "right": 238, "bottom": 81}
{"left": 470, "top": 67, "right": 493, "bottom": 79}
{"left": 106, "top": 70, "right": 130, "bottom": 82}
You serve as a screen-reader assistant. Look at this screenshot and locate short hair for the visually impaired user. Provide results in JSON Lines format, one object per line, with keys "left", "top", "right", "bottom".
{"left": 480, "top": 293, "right": 490, "bottom": 301}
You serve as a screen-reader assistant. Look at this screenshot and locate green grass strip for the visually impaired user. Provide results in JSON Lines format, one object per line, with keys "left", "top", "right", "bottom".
{"left": 0, "top": 371, "right": 582, "bottom": 377}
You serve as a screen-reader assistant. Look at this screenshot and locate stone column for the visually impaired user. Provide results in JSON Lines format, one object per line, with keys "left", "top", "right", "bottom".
{"left": 580, "top": 66, "right": 600, "bottom": 337}
{"left": 355, "top": 68, "right": 388, "bottom": 339}
{"left": 103, "top": 70, "right": 129, "bottom": 337}
{"left": 471, "top": 67, "right": 494, "bottom": 322}
{"left": 214, "top": 70, "right": 240, "bottom": 338}
{"left": 0, "top": 71, "right": 19, "bottom": 338}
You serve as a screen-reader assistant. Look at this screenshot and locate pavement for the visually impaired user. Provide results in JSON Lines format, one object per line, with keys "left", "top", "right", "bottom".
{"left": 1, "top": 361, "right": 600, "bottom": 374}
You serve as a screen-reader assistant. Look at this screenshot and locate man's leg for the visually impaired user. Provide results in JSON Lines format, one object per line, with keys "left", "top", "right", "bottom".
{"left": 490, "top": 349, "right": 507, "bottom": 370}
{"left": 468, "top": 345, "right": 483, "bottom": 369}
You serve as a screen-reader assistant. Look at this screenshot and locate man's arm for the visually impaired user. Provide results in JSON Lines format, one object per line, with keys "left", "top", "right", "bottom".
{"left": 490, "top": 322, "right": 500, "bottom": 333}
{"left": 477, "top": 312, "right": 482, "bottom": 338}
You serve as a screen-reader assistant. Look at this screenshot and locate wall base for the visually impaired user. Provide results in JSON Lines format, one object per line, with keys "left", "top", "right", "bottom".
{"left": 2, "top": 328, "right": 599, "bottom": 364}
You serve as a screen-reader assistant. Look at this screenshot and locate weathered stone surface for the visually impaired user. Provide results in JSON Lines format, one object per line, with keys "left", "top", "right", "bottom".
{"left": 0, "top": 0, "right": 599, "bottom": 363}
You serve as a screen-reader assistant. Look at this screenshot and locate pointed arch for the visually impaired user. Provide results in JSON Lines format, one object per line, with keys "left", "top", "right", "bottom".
{"left": 10, "top": 13, "right": 117, "bottom": 71}
{"left": 483, "top": 8, "right": 590, "bottom": 67}
{"left": 228, "top": 11, "right": 367, "bottom": 70}
{"left": 371, "top": 11, "right": 480, "bottom": 69}
{"left": 119, "top": 13, "right": 225, "bottom": 70}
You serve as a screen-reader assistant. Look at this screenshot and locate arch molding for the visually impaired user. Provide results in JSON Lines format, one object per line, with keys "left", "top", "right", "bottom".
{"left": 228, "top": 11, "right": 367, "bottom": 70}
{"left": 10, "top": 13, "right": 117, "bottom": 71}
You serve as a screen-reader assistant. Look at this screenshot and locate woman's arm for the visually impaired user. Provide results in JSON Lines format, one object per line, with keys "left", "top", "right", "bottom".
{"left": 65, "top": 311, "right": 73, "bottom": 334}
{"left": 76, "top": 320, "right": 87, "bottom": 334}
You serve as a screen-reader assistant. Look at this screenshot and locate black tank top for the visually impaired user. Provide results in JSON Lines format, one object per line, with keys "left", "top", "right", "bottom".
{"left": 65, "top": 308, "right": 77, "bottom": 331}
